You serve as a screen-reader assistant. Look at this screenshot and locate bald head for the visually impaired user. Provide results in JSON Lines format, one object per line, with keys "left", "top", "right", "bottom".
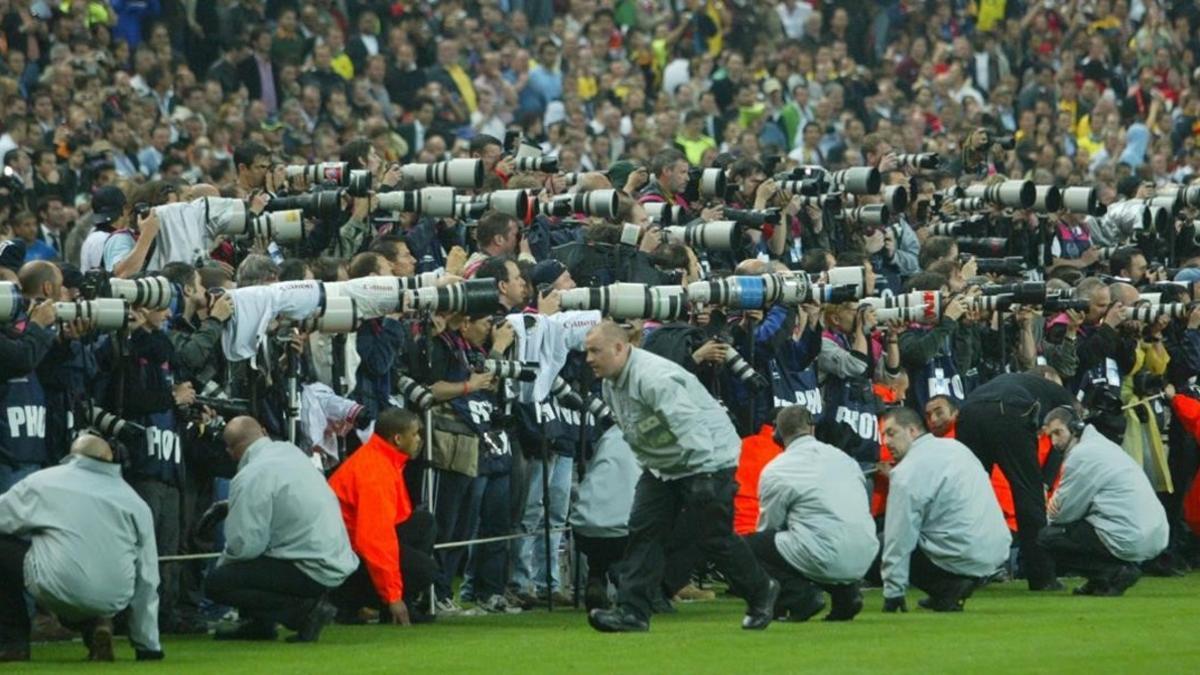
{"left": 1110, "top": 282, "right": 1138, "bottom": 306}
{"left": 584, "top": 321, "right": 633, "bottom": 379}
{"left": 223, "top": 416, "right": 267, "bottom": 461}
{"left": 18, "top": 260, "right": 62, "bottom": 300}
{"left": 184, "top": 183, "right": 220, "bottom": 200}
{"left": 71, "top": 433, "right": 114, "bottom": 462}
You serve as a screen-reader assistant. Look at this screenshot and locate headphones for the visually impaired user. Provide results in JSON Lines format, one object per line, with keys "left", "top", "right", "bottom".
{"left": 1047, "top": 404, "right": 1086, "bottom": 438}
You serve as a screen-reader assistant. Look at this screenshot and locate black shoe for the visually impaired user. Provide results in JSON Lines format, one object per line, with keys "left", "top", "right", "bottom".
{"left": 650, "top": 594, "right": 676, "bottom": 614}
{"left": 0, "top": 646, "right": 29, "bottom": 662}
{"left": 86, "top": 618, "right": 114, "bottom": 662}
{"left": 286, "top": 601, "right": 337, "bottom": 643}
{"left": 215, "top": 619, "right": 278, "bottom": 641}
{"left": 742, "top": 578, "right": 780, "bottom": 630}
{"left": 585, "top": 578, "right": 610, "bottom": 612}
{"left": 917, "top": 596, "right": 964, "bottom": 612}
{"left": 824, "top": 586, "right": 863, "bottom": 622}
{"left": 587, "top": 608, "right": 649, "bottom": 633}
{"left": 918, "top": 579, "right": 973, "bottom": 612}
{"left": 783, "top": 590, "right": 826, "bottom": 623}
{"left": 1103, "top": 565, "right": 1142, "bottom": 597}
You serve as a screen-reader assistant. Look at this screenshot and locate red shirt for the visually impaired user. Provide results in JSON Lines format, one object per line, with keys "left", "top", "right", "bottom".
{"left": 329, "top": 434, "right": 414, "bottom": 604}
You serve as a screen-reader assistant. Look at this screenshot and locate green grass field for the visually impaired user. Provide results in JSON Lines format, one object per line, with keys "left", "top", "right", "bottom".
{"left": 14, "top": 576, "right": 1200, "bottom": 674}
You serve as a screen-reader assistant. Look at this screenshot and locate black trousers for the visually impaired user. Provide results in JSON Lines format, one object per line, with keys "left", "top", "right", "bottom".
{"left": 132, "top": 479, "right": 182, "bottom": 624}
{"left": 0, "top": 534, "right": 31, "bottom": 648}
{"left": 956, "top": 400, "right": 1056, "bottom": 588}
{"left": 908, "top": 548, "right": 976, "bottom": 600}
{"left": 1038, "top": 521, "right": 1126, "bottom": 584}
{"left": 617, "top": 468, "right": 769, "bottom": 622}
{"left": 205, "top": 558, "right": 328, "bottom": 629}
{"left": 333, "top": 510, "right": 438, "bottom": 612}
{"left": 576, "top": 534, "right": 628, "bottom": 585}
{"left": 744, "top": 531, "right": 859, "bottom": 612}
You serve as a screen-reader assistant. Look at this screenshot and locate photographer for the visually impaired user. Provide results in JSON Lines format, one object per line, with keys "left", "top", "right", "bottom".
{"left": 464, "top": 213, "right": 535, "bottom": 277}
{"left": 93, "top": 298, "right": 193, "bottom": 633}
{"left": 160, "top": 262, "right": 234, "bottom": 384}
{"left": 638, "top": 149, "right": 693, "bottom": 217}
{"left": 348, "top": 252, "right": 409, "bottom": 422}
{"left": 30, "top": 262, "right": 97, "bottom": 466}
{"left": 1042, "top": 277, "right": 1127, "bottom": 395}
{"left": 0, "top": 266, "right": 56, "bottom": 493}
{"left": 407, "top": 307, "right": 514, "bottom": 614}
{"left": 898, "top": 272, "right": 973, "bottom": 410}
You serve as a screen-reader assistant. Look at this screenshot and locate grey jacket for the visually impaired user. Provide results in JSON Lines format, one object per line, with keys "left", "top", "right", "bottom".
{"left": 569, "top": 425, "right": 641, "bottom": 538}
{"left": 220, "top": 438, "right": 359, "bottom": 587}
{"left": 603, "top": 347, "right": 740, "bottom": 478}
{"left": 882, "top": 434, "right": 1011, "bottom": 598}
{"left": 0, "top": 455, "right": 160, "bottom": 651}
{"left": 1049, "top": 426, "right": 1169, "bottom": 562}
{"left": 758, "top": 435, "right": 879, "bottom": 584}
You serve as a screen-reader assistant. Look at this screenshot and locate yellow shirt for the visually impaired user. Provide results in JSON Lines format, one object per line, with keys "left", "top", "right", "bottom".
{"left": 675, "top": 133, "right": 717, "bottom": 166}
{"left": 332, "top": 52, "right": 355, "bottom": 80}
{"left": 578, "top": 75, "right": 598, "bottom": 101}
{"left": 1075, "top": 114, "right": 1103, "bottom": 157}
{"left": 446, "top": 64, "right": 478, "bottom": 113}
{"left": 977, "top": 0, "right": 1006, "bottom": 32}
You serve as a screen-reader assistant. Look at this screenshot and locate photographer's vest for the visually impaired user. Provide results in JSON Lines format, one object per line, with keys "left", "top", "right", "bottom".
{"left": 910, "top": 328, "right": 965, "bottom": 411}
{"left": 128, "top": 407, "right": 184, "bottom": 486}
{"left": 770, "top": 360, "right": 822, "bottom": 422}
{"left": 442, "top": 333, "right": 511, "bottom": 475}
{"left": 1054, "top": 222, "right": 1092, "bottom": 260}
{"left": 815, "top": 331, "right": 880, "bottom": 466}
{"left": 0, "top": 372, "right": 47, "bottom": 468}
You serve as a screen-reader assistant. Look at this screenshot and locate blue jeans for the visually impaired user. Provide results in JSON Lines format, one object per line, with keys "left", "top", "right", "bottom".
{"left": 0, "top": 463, "right": 40, "bottom": 495}
{"left": 459, "top": 473, "right": 512, "bottom": 601}
{"left": 433, "top": 469, "right": 474, "bottom": 601}
{"left": 509, "top": 455, "right": 573, "bottom": 593}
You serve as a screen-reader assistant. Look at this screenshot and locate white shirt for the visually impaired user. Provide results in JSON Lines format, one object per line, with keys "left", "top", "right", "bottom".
{"left": 81, "top": 228, "right": 110, "bottom": 271}
{"left": 776, "top": 1, "right": 814, "bottom": 39}
{"left": 662, "top": 58, "right": 690, "bottom": 96}
{"left": 881, "top": 434, "right": 1011, "bottom": 598}
{"left": 1049, "top": 426, "right": 1169, "bottom": 562}
{"left": 758, "top": 435, "right": 879, "bottom": 584}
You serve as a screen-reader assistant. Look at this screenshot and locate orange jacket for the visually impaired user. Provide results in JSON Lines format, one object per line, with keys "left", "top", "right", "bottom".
{"left": 989, "top": 435, "right": 1055, "bottom": 531}
{"left": 869, "top": 384, "right": 898, "bottom": 517}
{"left": 733, "top": 424, "right": 784, "bottom": 535}
{"left": 329, "top": 434, "right": 414, "bottom": 604}
{"left": 1170, "top": 394, "right": 1200, "bottom": 535}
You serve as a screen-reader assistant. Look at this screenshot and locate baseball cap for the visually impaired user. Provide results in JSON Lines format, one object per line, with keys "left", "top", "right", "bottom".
{"left": 88, "top": 186, "right": 127, "bottom": 228}
{"left": 607, "top": 160, "right": 638, "bottom": 190}
{"left": 531, "top": 259, "right": 567, "bottom": 289}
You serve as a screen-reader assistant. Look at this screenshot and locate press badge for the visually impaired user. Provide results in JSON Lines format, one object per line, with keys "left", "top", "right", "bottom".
{"left": 636, "top": 412, "right": 677, "bottom": 448}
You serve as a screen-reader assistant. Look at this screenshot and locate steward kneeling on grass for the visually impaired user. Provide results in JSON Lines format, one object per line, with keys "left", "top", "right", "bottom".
{"left": 0, "top": 434, "right": 162, "bottom": 663}
{"left": 1040, "top": 406, "right": 1168, "bottom": 597}
{"left": 745, "top": 406, "right": 879, "bottom": 623}
{"left": 206, "top": 417, "right": 359, "bottom": 643}
{"left": 879, "top": 407, "right": 1010, "bottom": 613}
{"left": 329, "top": 408, "right": 438, "bottom": 625}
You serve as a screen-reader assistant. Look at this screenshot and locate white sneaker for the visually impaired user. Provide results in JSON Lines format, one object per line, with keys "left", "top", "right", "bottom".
{"left": 435, "top": 598, "right": 464, "bottom": 616}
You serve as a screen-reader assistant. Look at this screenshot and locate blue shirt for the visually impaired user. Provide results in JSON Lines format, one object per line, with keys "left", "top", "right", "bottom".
{"left": 522, "top": 65, "right": 562, "bottom": 116}
{"left": 22, "top": 238, "right": 57, "bottom": 262}
{"left": 102, "top": 230, "right": 136, "bottom": 271}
